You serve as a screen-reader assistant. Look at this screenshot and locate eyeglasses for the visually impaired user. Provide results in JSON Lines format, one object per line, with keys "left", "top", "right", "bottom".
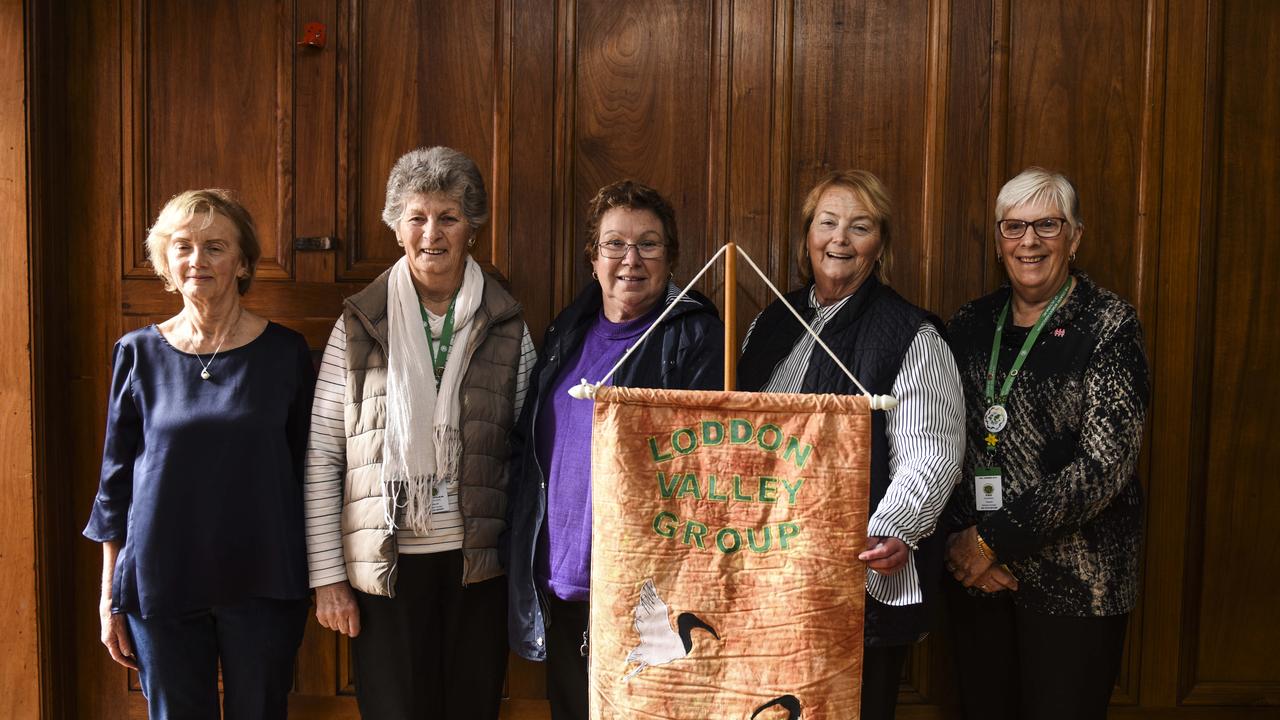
{"left": 597, "top": 239, "right": 667, "bottom": 259}
{"left": 996, "top": 217, "right": 1068, "bottom": 240}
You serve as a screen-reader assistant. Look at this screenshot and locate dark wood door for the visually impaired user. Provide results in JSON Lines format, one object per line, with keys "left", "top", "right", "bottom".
{"left": 53, "top": 0, "right": 555, "bottom": 716}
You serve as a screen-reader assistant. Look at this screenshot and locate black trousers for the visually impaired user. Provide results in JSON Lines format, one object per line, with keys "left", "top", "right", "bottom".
{"left": 543, "top": 593, "right": 590, "bottom": 720}
{"left": 352, "top": 551, "right": 508, "bottom": 720}
{"left": 861, "top": 643, "right": 909, "bottom": 720}
{"left": 945, "top": 579, "right": 1128, "bottom": 720}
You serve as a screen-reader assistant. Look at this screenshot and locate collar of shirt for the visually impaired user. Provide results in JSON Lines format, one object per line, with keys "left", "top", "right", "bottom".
{"left": 808, "top": 286, "right": 856, "bottom": 325}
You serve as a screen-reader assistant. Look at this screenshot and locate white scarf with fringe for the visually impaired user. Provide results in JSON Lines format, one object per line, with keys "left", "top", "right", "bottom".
{"left": 382, "top": 255, "right": 484, "bottom": 535}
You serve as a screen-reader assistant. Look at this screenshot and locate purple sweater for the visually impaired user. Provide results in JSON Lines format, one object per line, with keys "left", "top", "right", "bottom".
{"left": 534, "top": 308, "right": 657, "bottom": 601}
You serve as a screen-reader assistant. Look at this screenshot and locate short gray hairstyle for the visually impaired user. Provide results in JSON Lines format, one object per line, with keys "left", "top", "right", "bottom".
{"left": 995, "top": 167, "right": 1083, "bottom": 228}
{"left": 381, "top": 146, "right": 489, "bottom": 230}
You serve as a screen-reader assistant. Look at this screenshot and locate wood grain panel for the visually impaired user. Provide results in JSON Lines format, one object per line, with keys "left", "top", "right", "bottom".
{"left": 1143, "top": 0, "right": 1213, "bottom": 709}
{"left": 1115, "top": 0, "right": 1169, "bottom": 704}
{"left": 789, "top": 0, "right": 931, "bottom": 304}
{"left": 571, "top": 0, "right": 713, "bottom": 293}
{"left": 0, "top": 0, "right": 43, "bottom": 716}
{"left": 918, "top": 0, "right": 951, "bottom": 316}
{"left": 724, "top": 0, "right": 780, "bottom": 341}
{"left": 939, "top": 0, "right": 994, "bottom": 319}
{"left": 136, "top": 0, "right": 294, "bottom": 279}
{"left": 1187, "top": 0, "right": 1280, "bottom": 703}
{"left": 50, "top": 1, "right": 133, "bottom": 717}
{"left": 294, "top": 0, "right": 340, "bottom": 287}
{"left": 705, "top": 0, "right": 731, "bottom": 326}
{"left": 767, "top": 0, "right": 795, "bottom": 299}
{"left": 1004, "top": 1, "right": 1147, "bottom": 305}
{"left": 502, "top": 0, "right": 557, "bottom": 344}
{"left": 26, "top": 0, "right": 76, "bottom": 714}
{"left": 344, "top": 0, "right": 496, "bottom": 279}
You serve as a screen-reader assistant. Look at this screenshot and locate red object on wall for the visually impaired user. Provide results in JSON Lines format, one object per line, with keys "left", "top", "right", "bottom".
{"left": 297, "top": 22, "right": 325, "bottom": 49}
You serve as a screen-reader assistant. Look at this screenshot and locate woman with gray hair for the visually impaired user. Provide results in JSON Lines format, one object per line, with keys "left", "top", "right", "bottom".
{"left": 943, "top": 167, "right": 1148, "bottom": 719}
{"left": 303, "top": 146, "right": 536, "bottom": 717}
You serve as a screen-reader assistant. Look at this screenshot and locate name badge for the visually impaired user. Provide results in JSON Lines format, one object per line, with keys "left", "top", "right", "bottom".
{"left": 431, "top": 482, "right": 458, "bottom": 513}
{"left": 975, "top": 466, "right": 1003, "bottom": 511}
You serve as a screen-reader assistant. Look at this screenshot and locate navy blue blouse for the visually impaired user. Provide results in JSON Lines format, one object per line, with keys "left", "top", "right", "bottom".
{"left": 84, "top": 322, "right": 316, "bottom": 618}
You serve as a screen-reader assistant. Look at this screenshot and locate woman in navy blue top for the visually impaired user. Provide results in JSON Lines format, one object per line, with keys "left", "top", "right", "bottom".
{"left": 84, "top": 189, "right": 315, "bottom": 719}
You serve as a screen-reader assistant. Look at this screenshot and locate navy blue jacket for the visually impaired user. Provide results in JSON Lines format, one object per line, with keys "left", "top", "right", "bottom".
{"left": 503, "top": 281, "right": 723, "bottom": 661}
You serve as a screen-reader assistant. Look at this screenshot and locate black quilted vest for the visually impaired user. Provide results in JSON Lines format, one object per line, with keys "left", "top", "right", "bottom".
{"left": 738, "top": 276, "right": 944, "bottom": 645}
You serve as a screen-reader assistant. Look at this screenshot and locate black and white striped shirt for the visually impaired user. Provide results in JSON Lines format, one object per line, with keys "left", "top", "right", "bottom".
{"left": 745, "top": 287, "right": 964, "bottom": 606}
{"left": 303, "top": 315, "right": 537, "bottom": 589}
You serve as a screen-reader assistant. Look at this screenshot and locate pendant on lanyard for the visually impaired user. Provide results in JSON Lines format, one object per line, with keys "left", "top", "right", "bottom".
{"left": 420, "top": 292, "right": 459, "bottom": 388}
{"left": 983, "top": 276, "right": 1073, "bottom": 450}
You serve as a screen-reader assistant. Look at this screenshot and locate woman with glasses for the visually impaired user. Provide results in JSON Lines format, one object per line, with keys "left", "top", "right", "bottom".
{"left": 942, "top": 167, "right": 1149, "bottom": 719}
{"left": 505, "top": 179, "right": 723, "bottom": 719}
{"left": 737, "top": 169, "right": 965, "bottom": 720}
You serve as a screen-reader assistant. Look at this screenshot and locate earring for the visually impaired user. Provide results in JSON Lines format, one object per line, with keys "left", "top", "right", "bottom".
{"left": 592, "top": 271, "right": 599, "bottom": 280}
{"left": 996, "top": 253, "right": 1003, "bottom": 263}
{"left": 467, "top": 237, "right": 475, "bottom": 248}
{"left": 1069, "top": 251, "right": 1077, "bottom": 262}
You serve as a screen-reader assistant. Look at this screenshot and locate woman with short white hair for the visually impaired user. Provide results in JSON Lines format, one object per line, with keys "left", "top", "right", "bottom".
{"left": 944, "top": 167, "right": 1149, "bottom": 719}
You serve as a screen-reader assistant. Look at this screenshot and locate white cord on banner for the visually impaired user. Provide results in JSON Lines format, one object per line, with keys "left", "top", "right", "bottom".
{"left": 568, "top": 243, "right": 898, "bottom": 411}
{"left": 732, "top": 245, "right": 896, "bottom": 410}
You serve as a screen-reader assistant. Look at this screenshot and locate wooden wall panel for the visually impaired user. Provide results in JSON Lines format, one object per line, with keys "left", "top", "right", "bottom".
{"left": 294, "top": 0, "right": 340, "bottom": 289}
{"left": 789, "top": 0, "right": 931, "bottom": 304}
{"left": 54, "top": 0, "right": 131, "bottom": 716}
{"left": 570, "top": 0, "right": 714, "bottom": 294}
{"left": 1003, "top": 1, "right": 1148, "bottom": 306}
{"left": 0, "top": 1, "right": 43, "bottom": 716}
{"left": 939, "top": 0, "right": 994, "bottom": 318}
{"left": 1142, "top": 0, "right": 1211, "bottom": 708}
{"left": 722, "top": 0, "right": 783, "bottom": 339}
{"left": 135, "top": 0, "right": 294, "bottom": 279}
{"left": 1187, "top": 0, "right": 1280, "bottom": 703}
{"left": 499, "top": 0, "right": 557, "bottom": 343}
{"left": 344, "top": 0, "right": 497, "bottom": 277}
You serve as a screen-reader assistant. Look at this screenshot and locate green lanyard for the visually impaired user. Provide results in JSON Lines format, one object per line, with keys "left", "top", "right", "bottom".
{"left": 981, "top": 276, "right": 1073, "bottom": 448}
{"left": 419, "top": 293, "right": 458, "bottom": 387}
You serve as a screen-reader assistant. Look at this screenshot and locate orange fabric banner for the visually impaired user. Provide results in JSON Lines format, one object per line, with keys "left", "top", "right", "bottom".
{"left": 589, "top": 386, "right": 871, "bottom": 720}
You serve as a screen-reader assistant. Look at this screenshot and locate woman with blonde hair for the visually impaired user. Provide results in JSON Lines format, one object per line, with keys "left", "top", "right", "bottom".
{"left": 738, "top": 170, "right": 964, "bottom": 720}
{"left": 86, "top": 189, "right": 315, "bottom": 718}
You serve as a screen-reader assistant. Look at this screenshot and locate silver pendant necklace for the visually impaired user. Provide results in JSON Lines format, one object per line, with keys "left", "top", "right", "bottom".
{"left": 192, "top": 312, "right": 239, "bottom": 381}
{"left": 194, "top": 337, "right": 227, "bottom": 380}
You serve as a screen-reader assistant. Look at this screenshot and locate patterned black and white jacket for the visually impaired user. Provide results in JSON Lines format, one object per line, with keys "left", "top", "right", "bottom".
{"left": 944, "top": 271, "right": 1149, "bottom": 616}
